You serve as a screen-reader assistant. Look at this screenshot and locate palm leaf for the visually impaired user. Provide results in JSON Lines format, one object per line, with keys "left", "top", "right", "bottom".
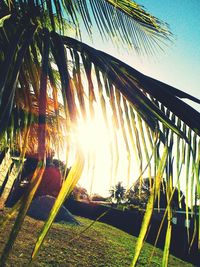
{"left": 131, "top": 146, "right": 168, "bottom": 267}
{"left": 0, "top": 23, "right": 37, "bottom": 133}
{"left": 162, "top": 173, "right": 173, "bottom": 267}
{"left": 122, "top": 98, "right": 139, "bottom": 172}
{"left": 76, "top": 0, "right": 171, "bottom": 53}
{"left": 62, "top": 36, "right": 200, "bottom": 137}
{"left": 137, "top": 114, "right": 152, "bottom": 179}
{"left": 0, "top": 14, "right": 10, "bottom": 27}
{"left": 0, "top": 26, "right": 24, "bottom": 106}
{"left": 50, "top": 31, "right": 77, "bottom": 123}
{"left": 0, "top": 28, "right": 50, "bottom": 265}
{"left": 4, "top": 0, "right": 171, "bottom": 55}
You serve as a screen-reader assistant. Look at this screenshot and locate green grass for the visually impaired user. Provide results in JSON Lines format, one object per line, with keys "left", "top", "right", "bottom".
{"left": 0, "top": 210, "right": 193, "bottom": 266}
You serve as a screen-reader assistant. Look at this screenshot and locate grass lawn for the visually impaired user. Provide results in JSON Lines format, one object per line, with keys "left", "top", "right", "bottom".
{"left": 0, "top": 210, "right": 193, "bottom": 267}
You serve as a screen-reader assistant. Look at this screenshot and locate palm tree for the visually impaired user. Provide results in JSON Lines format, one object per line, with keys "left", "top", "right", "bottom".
{"left": 0, "top": 1, "right": 200, "bottom": 266}
{"left": 110, "top": 181, "right": 126, "bottom": 204}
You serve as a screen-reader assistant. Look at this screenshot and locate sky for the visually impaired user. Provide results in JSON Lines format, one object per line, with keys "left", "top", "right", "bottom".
{"left": 77, "top": 1, "right": 200, "bottom": 196}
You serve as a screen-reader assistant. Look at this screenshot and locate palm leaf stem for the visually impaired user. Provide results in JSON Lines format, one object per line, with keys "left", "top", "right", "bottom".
{"left": 131, "top": 145, "right": 168, "bottom": 267}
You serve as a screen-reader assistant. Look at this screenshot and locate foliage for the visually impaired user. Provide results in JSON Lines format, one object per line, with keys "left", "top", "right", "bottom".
{"left": 0, "top": 0, "right": 200, "bottom": 266}
{"left": 127, "top": 177, "right": 186, "bottom": 210}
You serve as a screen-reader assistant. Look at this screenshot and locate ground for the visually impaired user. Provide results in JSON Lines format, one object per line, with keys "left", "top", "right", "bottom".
{"left": 0, "top": 209, "right": 194, "bottom": 267}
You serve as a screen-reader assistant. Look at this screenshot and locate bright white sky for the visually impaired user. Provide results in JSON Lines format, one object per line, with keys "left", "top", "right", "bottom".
{"left": 71, "top": 1, "right": 200, "bottom": 197}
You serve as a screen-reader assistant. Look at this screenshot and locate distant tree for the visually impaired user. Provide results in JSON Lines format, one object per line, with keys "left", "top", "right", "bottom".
{"left": 110, "top": 182, "right": 126, "bottom": 205}
{"left": 127, "top": 177, "right": 186, "bottom": 210}
{"left": 70, "top": 185, "right": 90, "bottom": 203}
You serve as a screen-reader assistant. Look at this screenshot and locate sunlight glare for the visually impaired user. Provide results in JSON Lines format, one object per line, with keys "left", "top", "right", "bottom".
{"left": 76, "top": 116, "right": 113, "bottom": 196}
{"left": 77, "top": 119, "right": 110, "bottom": 154}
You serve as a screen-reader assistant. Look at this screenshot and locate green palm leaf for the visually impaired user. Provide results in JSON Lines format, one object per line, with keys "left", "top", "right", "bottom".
{"left": 63, "top": 36, "right": 200, "bottom": 136}
{"left": 131, "top": 146, "right": 168, "bottom": 267}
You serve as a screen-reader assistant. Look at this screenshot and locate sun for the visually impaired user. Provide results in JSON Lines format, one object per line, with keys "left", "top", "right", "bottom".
{"left": 75, "top": 115, "right": 113, "bottom": 196}
{"left": 77, "top": 119, "right": 110, "bottom": 153}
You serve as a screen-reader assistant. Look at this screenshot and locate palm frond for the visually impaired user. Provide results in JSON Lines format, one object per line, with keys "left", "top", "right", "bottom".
{"left": 74, "top": 0, "right": 171, "bottom": 53}
{"left": 131, "top": 146, "right": 169, "bottom": 267}
{"left": 3, "top": 0, "right": 171, "bottom": 54}
{"left": 62, "top": 36, "right": 200, "bottom": 137}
